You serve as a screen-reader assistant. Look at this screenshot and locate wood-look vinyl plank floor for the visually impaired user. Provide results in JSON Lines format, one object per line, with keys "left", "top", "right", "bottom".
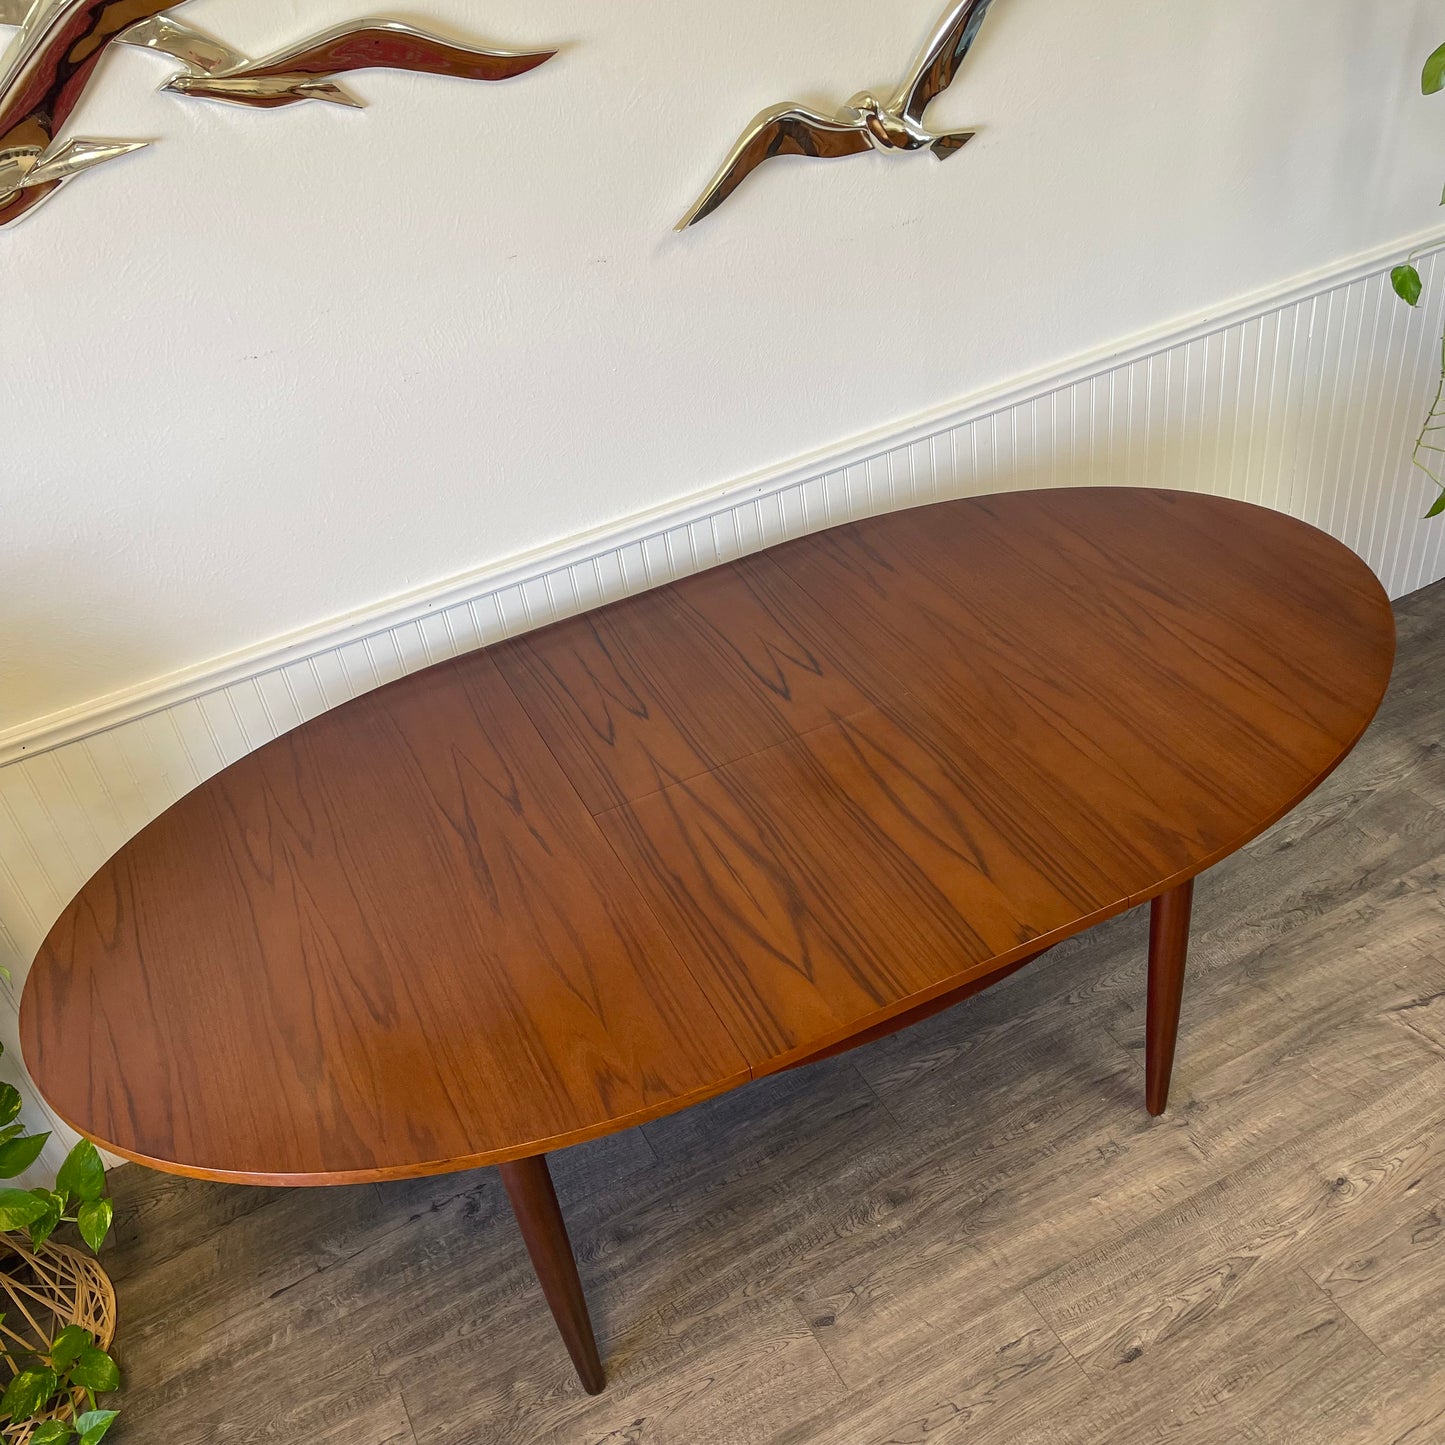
{"left": 99, "top": 578, "right": 1445, "bottom": 1445}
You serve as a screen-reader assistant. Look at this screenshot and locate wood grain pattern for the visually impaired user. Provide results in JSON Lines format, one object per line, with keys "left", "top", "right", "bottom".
{"left": 20, "top": 652, "right": 749, "bottom": 1183}
{"left": 778, "top": 947, "right": 1049, "bottom": 1073}
{"left": 19, "top": 489, "right": 1394, "bottom": 1185}
{"left": 92, "top": 575, "right": 1445, "bottom": 1445}
{"left": 767, "top": 490, "right": 1394, "bottom": 888}
{"left": 492, "top": 557, "right": 879, "bottom": 812}
{"left": 592, "top": 490, "right": 1394, "bottom": 1069}
{"left": 594, "top": 703, "right": 1143, "bottom": 1065}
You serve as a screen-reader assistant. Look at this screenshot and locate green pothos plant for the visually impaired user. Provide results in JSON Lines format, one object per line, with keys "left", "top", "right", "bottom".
{"left": 1390, "top": 41, "right": 1445, "bottom": 518}
{"left": 0, "top": 1038, "right": 117, "bottom": 1445}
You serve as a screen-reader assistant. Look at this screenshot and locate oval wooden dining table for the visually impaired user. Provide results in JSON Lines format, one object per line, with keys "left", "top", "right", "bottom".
{"left": 20, "top": 488, "right": 1396, "bottom": 1395}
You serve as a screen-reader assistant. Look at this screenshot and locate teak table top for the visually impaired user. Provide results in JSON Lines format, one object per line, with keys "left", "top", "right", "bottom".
{"left": 20, "top": 489, "right": 1395, "bottom": 1185}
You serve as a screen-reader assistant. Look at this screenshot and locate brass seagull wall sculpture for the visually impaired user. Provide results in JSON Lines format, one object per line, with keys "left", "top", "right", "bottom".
{"left": 677, "top": 0, "right": 1000, "bottom": 230}
{"left": 0, "top": 0, "right": 557, "bottom": 229}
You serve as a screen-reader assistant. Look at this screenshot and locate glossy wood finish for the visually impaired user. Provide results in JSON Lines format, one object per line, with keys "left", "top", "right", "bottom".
{"left": 1145, "top": 880, "right": 1194, "bottom": 1116}
{"left": 498, "top": 1155, "right": 605, "bottom": 1395}
{"left": 21, "top": 489, "right": 1395, "bottom": 1190}
{"left": 778, "top": 947, "right": 1050, "bottom": 1074}
{"left": 20, "top": 650, "right": 750, "bottom": 1184}
{"left": 76, "top": 578, "right": 1445, "bottom": 1445}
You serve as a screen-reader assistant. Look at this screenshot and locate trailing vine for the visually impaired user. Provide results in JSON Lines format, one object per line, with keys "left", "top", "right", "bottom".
{"left": 1390, "top": 40, "right": 1445, "bottom": 517}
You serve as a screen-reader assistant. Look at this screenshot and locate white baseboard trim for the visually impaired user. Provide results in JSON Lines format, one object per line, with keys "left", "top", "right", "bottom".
{"left": 5, "top": 221, "right": 1445, "bottom": 768}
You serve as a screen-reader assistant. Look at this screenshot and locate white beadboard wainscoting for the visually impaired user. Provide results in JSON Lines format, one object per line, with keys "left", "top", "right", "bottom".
{"left": 4, "top": 233, "right": 1445, "bottom": 1178}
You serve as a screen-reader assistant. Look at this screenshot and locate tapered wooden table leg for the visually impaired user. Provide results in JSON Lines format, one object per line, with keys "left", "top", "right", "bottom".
{"left": 498, "top": 1154, "right": 606, "bottom": 1395}
{"left": 1146, "top": 878, "right": 1195, "bottom": 1116}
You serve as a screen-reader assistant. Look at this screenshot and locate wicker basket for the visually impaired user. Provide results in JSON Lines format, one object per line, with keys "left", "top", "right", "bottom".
{"left": 0, "top": 1238, "right": 115, "bottom": 1444}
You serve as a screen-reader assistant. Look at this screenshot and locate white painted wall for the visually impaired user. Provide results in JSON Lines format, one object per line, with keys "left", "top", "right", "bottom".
{"left": 4, "top": 0, "right": 1445, "bottom": 735}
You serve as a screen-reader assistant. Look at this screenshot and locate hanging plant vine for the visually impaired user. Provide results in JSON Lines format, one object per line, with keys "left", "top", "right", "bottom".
{"left": 1390, "top": 40, "right": 1445, "bottom": 518}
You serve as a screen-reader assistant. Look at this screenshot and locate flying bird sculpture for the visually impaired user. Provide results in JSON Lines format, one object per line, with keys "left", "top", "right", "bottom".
{"left": 677, "top": 0, "right": 1000, "bottom": 230}
{"left": 0, "top": 0, "right": 557, "bottom": 228}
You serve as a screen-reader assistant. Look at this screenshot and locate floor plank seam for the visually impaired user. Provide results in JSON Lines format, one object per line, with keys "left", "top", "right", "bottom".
{"left": 1021, "top": 1292, "right": 1093, "bottom": 1387}
{"left": 1395, "top": 1018, "right": 1445, "bottom": 1063}
{"left": 395, "top": 1381, "right": 421, "bottom": 1445}
{"left": 1293, "top": 1263, "right": 1394, "bottom": 1364}
{"left": 840, "top": 1057, "right": 909, "bottom": 1130}
{"left": 1100, "top": 1020, "right": 1150, "bottom": 1083}
{"left": 794, "top": 1300, "right": 852, "bottom": 1398}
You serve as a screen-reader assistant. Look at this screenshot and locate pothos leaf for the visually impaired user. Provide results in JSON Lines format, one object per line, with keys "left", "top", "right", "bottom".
{"left": 76, "top": 1198, "right": 113, "bottom": 1255}
{"left": 26, "top": 1189, "right": 65, "bottom": 1251}
{"left": 0, "top": 1132, "right": 49, "bottom": 1179}
{"left": 1424, "top": 40, "right": 1445, "bottom": 94}
{"left": 0, "top": 1188, "right": 48, "bottom": 1232}
{"left": 29, "top": 1419, "right": 73, "bottom": 1443}
{"left": 75, "top": 1411, "right": 118, "bottom": 1445}
{"left": 66, "top": 1346, "right": 118, "bottom": 1394}
{"left": 55, "top": 1141, "right": 104, "bottom": 1205}
{"left": 1427, "top": 486, "right": 1445, "bottom": 518}
{"left": 0, "top": 1366, "right": 58, "bottom": 1422}
{"left": 0, "top": 1084, "right": 22, "bottom": 1129}
{"left": 1392, "top": 264, "right": 1424, "bottom": 307}
{"left": 48, "top": 1324, "right": 94, "bottom": 1373}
